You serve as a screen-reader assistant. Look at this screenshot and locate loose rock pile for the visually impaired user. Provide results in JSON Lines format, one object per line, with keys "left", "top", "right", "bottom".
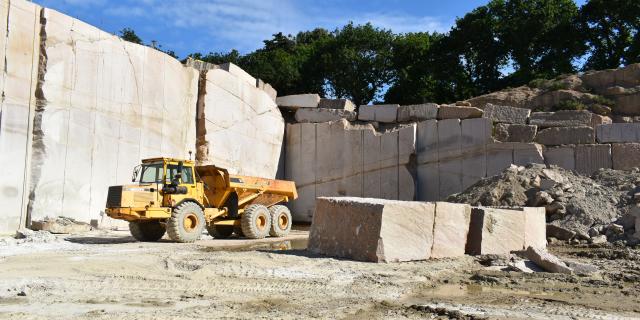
{"left": 449, "top": 164, "right": 640, "bottom": 245}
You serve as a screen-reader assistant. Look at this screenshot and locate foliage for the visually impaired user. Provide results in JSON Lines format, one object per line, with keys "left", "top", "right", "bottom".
{"left": 556, "top": 100, "right": 586, "bottom": 111}
{"left": 579, "top": 0, "right": 640, "bottom": 70}
{"left": 119, "top": 27, "right": 142, "bottom": 44}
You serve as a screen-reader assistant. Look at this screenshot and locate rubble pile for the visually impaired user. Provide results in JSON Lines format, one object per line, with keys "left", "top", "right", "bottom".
{"left": 449, "top": 164, "right": 640, "bottom": 245}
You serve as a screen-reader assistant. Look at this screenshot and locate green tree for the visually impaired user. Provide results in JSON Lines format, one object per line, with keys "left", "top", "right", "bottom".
{"left": 447, "top": 4, "right": 507, "bottom": 94}
{"left": 321, "top": 23, "right": 395, "bottom": 105}
{"left": 497, "top": 0, "right": 584, "bottom": 84}
{"left": 579, "top": 0, "right": 640, "bottom": 70}
{"left": 118, "top": 27, "right": 142, "bottom": 44}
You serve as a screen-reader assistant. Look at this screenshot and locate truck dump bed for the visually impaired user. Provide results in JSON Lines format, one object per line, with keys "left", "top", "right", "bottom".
{"left": 196, "top": 165, "right": 297, "bottom": 208}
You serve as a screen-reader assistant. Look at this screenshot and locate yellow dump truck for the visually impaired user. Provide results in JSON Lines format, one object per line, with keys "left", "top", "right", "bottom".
{"left": 105, "top": 157, "right": 297, "bottom": 243}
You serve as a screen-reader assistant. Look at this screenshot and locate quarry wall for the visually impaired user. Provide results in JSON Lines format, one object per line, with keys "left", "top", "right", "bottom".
{"left": 0, "top": 0, "right": 283, "bottom": 233}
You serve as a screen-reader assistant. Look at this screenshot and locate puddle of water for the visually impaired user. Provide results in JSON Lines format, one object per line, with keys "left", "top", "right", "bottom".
{"left": 200, "top": 238, "right": 308, "bottom": 252}
{"left": 426, "top": 284, "right": 550, "bottom": 298}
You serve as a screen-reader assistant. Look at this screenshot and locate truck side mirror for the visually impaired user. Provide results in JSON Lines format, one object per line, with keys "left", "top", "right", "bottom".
{"left": 132, "top": 165, "right": 141, "bottom": 182}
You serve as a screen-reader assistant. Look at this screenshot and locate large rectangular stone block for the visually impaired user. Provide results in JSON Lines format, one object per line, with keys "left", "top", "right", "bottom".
{"left": 438, "top": 119, "right": 462, "bottom": 198}
{"left": 431, "top": 202, "right": 472, "bottom": 258}
{"left": 417, "top": 163, "right": 439, "bottom": 201}
{"left": 397, "top": 103, "right": 438, "bottom": 122}
{"left": 0, "top": 0, "right": 40, "bottom": 232}
{"left": 575, "top": 144, "right": 612, "bottom": 175}
{"left": 318, "top": 98, "right": 355, "bottom": 112}
{"left": 529, "top": 110, "right": 592, "bottom": 128}
{"left": 524, "top": 207, "right": 547, "bottom": 249}
{"left": 494, "top": 124, "right": 537, "bottom": 143}
{"left": 308, "top": 197, "right": 436, "bottom": 262}
{"left": 535, "top": 126, "right": 594, "bottom": 145}
{"left": 513, "top": 143, "right": 544, "bottom": 166}
{"left": 612, "top": 143, "right": 640, "bottom": 170}
{"left": 438, "top": 105, "right": 483, "bottom": 119}
{"left": 461, "top": 118, "right": 490, "bottom": 189}
{"left": 294, "top": 108, "right": 356, "bottom": 123}
{"left": 596, "top": 123, "right": 640, "bottom": 143}
{"left": 483, "top": 103, "right": 530, "bottom": 124}
{"left": 544, "top": 146, "right": 575, "bottom": 170}
{"left": 358, "top": 104, "right": 398, "bottom": 123}
{"left": 200, "top": 67, "right": 283, "bottom": 179}
{"left": 416, "top": 120, "right": 438, "bottom": 164}
{"left": 486, "top": 143, "right": 514, "bottom": 177}
{"left": 467, "top": 207, "right": 526, "bottom": 255}
{"left": 466, "top": 207, "right": 546, "bottom": 255}
{"left": 276, "top": 94, "right": 320, "bottom": 109}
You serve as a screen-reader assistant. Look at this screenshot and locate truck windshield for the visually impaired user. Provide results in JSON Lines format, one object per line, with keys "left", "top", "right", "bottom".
{"left": 139, "top": 162, "right": 164, "bottom": 183}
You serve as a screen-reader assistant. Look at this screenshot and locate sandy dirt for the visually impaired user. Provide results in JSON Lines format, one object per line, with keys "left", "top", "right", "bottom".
{"left": 1, "top": 228, "right": 639, "bottom": 319}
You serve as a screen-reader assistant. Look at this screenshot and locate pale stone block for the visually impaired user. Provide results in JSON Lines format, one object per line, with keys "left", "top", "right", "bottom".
{"left": 575, "top": 144, "right": 612, "bottom": 175}
{"left": 397, "top": 103, "right": 438, "bottom": 122}
{"left": 417, "top": 163, "right": 439, "bottom": 201}
{"left": 318, "top": 98, "right": 356, "bottom": 112}
{"left": 289, "top": 184, "right": 315, "bottom": 223}
{"left": 438, "top": 119, "right": 462, "bottom": 198}
{"left": 398, "top": 166, "right": 415, "bottom": 201}
{"left": 0, "top": 0, "right": 40, "bottom": 232}
{"left": 591, "top": 114, "right": 612, "bottom": 129}
{"left": 461, "top": 118, "right": 490, "bottom": 189}
{"left": 294, "top": 108, "right": 356, "bottom": 123}
{"left": 612, "top": 143, "right": 640, "bottom": 170}
{"left": 416, "top": 120, "right": 438, "bottom": 164}
{"left": 535, "top": 126, "right": 594, "bottom": 145}
{"left": 529, "top": 110, "right": 592, "bottom": 127}
{"left": 309, "top": 197, "right": 436, "bottom": 262}
{"left": 494, "top": 124, "right": 537, "bottom": 143}
{"left": 486, "top": 143, "right": 514, "bottom": 177}
{"left": 276, "top": 94, "right": 320, "bottom": 109}
{"left": 202, "top": 69, "right": 284, "bottom": 178}
{"left": 431, "top": 202, "right": 471, "bottom": 258}
{"left": 596, "top": 123, "right": 640, "bottom": 143}
{"left": 284, "top": 123, "right": 316, "bottom": 187}
{"left": 467, "top": 207, "right": 526, "bottom": 255}
{"left": 219, "top": 62, "right": 257, "bottom": 88}
{"left": 513, "top": 143, "right": 544, "bottom": 166}
{"left": 398, "top": 124, "right": 417, "bottom": 164}
{"left": 483, "top": 103, "right": 531, "bottom": 124}
{"left": 358, "top": 104, "right": 398, "bottom": 123}
{"left": 544, "top": 146, "right": 575, "bottom": 170}
{"left": 524, "top": 207, "right": 547, "bottom": 249}
{"left": 524, "top": 246, "right": 572, "bottom": 274}
{"left": 438, "top": 105, "right": 483, "bottom": 119}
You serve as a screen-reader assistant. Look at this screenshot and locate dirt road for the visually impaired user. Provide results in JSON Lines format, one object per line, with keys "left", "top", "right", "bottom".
{"left": 1, "top": 228, "right": 639, "bottom": 319}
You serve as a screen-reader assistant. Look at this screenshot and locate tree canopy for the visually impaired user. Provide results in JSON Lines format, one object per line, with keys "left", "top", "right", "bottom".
{"left": 124, "top": 0, "right": 640, "bottom": 105}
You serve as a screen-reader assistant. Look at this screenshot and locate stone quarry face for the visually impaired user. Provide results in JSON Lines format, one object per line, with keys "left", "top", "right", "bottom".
{"left": 0, "top": 1, "right": 284, "bottom": 232}
{"left": 0, "top": 0, "right": 40, "bottom": 232}
{"left": 197, "top": 68, "right": 284, "bottom": 178}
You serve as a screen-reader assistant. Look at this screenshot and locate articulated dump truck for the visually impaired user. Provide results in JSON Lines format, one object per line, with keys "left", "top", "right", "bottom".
{"left": 105, "top": 158, "right": 298, "bottom": 243}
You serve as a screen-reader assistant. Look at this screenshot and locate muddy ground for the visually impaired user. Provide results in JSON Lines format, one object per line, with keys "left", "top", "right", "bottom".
{"left": 1, "top": 228, "right": 639, "bottom": 319}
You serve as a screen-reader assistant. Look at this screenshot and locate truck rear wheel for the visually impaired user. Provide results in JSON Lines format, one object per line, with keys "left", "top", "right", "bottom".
{"left": 167, "top": 202, "right": 205, "bottom": 243}
{"left": 207, "top": 225, "right": 234, "bottom": 239}
{"left": 241, "top": 204, "right": 271, "bottom": 239}
{"left": 129, "top": 221, "right": 165, "bottom": 242}
{"left": 269, "top": 205, "right": 292, "bottom": 237}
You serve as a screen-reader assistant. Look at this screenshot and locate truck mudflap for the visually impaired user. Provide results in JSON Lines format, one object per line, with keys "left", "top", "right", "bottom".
{"left": 106, "top": 207, "right": 171, "bottom": 221}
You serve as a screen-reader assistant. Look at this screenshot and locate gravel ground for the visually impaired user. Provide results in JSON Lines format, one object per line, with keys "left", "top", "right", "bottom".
{"left": 1, "top": 229, "right": 639, "bottom": 319}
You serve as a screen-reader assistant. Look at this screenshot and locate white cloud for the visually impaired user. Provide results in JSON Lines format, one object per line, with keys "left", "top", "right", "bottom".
{"left": 102, "top": 0, "right": 452, "bottom": 52}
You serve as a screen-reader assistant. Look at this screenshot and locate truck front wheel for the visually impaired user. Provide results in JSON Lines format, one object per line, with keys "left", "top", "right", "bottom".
{"left": 241, "top": 204, "right": 271, "bottom": 239}
{"left": 167, "top": 202, "right": 205, "bottom": 243}
{"left": 207, "top": 224, "right": 234, "bottom": 239}
{"left": 129, "top": 221, "right": 165, "bottom": 242}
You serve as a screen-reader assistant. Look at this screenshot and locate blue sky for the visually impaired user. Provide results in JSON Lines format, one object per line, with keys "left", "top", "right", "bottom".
{"left": 33, "top": 0, "right": 587, "bottom": 59}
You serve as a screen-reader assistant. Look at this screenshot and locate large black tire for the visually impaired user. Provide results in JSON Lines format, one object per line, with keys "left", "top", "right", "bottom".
{"left": 241, "top": 204, "right": 271, "bottom": 239}
{"left": 167, "top": 202, "right": 205, "bottom": 243}
{"left": 268, "top": 205, "right": 292, "bottom": 237}
{"left": 129, "top": 221, "right": 165, "bottom": 242}
{"left": 207, "top": 224, "right": 234, "bottom": 239}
